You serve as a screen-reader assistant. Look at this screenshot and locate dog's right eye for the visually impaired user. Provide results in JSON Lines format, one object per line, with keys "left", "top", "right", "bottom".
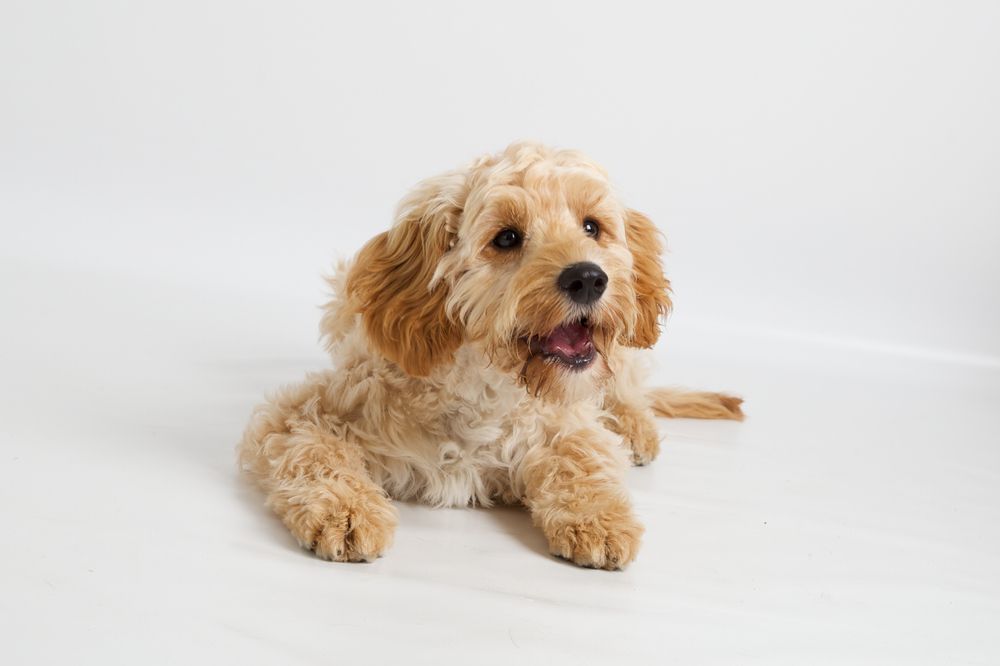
{"left": 492, "top": 228, "right": 522, "bottom": 250}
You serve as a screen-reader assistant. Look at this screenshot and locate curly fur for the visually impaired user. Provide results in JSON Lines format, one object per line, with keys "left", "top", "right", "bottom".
{"left": 239, "top": 142, "right": 743, "bottom": 569}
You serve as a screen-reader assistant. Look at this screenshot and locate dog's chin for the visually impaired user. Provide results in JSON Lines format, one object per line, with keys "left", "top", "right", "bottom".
{"left": 516, "top": 317, "right": 612, "bottom": 403}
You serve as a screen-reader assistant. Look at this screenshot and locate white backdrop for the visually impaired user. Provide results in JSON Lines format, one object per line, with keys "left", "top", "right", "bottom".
{"left": 3, "top": 3, "right": 1000, "bottom": 665}
{"left": 3, "top": 0, "right": 998, "bottom": 360}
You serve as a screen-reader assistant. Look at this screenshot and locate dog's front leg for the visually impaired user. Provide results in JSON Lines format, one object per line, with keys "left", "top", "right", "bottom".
{"left": 521, "top": 427, "right": 644, "bottom": 570}
{"left": 239, "top": 374, "right": 398, "bottom": 562}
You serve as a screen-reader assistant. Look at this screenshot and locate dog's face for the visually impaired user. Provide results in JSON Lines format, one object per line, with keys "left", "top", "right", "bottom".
{"left": 344, "top": 143, "right": 671, "bottom": 401}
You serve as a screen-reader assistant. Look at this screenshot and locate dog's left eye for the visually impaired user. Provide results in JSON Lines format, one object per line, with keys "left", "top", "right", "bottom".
{"left": 583, "top": 217, "right": 600, "bottom": 238}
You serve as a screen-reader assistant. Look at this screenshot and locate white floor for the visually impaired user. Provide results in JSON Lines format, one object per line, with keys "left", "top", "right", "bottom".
{"left": 2, "top": 257, "right": 999, "bottom": 665}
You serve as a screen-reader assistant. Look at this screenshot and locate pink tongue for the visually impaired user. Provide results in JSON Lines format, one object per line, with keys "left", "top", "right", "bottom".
{"left": 541, "top": 322, "right": 593, "bottom": 357}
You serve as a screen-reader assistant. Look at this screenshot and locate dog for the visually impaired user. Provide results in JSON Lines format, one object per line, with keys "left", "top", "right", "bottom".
{"left": 239, "top": 142, "right": 743, "bottom": 570}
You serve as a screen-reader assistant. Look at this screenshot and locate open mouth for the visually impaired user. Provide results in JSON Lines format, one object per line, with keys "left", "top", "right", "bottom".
{"left": 528, "top": 317, "right": 596, "bottom": 370}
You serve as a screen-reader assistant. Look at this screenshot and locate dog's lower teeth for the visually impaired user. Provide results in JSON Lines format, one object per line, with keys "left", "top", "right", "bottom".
{"left": 543, "top": 348, "right": 596, "bottom": 370}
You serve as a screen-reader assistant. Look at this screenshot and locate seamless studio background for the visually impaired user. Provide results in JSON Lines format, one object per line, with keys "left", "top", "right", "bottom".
{"left": 2, "top": 2, "right": 999, "bottom": 664}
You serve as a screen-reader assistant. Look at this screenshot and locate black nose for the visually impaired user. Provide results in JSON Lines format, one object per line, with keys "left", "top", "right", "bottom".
{"left": 558, "top": 262, "right": 608, "bottom": 305}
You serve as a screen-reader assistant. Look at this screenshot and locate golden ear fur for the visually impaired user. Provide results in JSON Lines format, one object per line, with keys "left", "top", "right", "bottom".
{"left": 624, "top": 209, "right": 672, "bottom": 348}
{"left": 344, "top": 173, "right": 466, "bottom": 376}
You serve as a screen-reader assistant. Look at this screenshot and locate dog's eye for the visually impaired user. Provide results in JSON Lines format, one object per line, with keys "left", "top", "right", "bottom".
{"left": 583, "top": 217, "right": 600, "bottom": 238}
{"left": 492, "top": 228, "right": 522, "bottom": 250}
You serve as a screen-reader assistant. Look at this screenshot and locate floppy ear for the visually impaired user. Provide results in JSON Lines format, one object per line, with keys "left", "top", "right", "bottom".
{"left": 344, "top": 173, "right": 466, "bottom": 376}
{"left": 624, "top": 208, "right": 672, "bottom": 348}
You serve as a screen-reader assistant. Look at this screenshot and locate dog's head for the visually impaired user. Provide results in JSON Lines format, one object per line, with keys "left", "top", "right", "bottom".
{"left": 342, "top": 142, "right": 671, "bottom": 401}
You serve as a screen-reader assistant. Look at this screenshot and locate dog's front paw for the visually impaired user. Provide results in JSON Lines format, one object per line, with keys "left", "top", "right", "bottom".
{"left": 544, "top": 509, "right": 644, "bottom": 570}
{"left": 277, "top": 480, "right": 398, "bottom": 562}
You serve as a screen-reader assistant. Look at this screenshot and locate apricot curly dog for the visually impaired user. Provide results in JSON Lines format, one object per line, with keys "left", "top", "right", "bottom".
{"left": 239, "top": 142, "right": 743, "bottom": 569}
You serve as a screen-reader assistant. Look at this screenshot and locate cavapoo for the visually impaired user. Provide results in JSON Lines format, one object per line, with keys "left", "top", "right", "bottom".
{"left": 239, "top": 142, "right": 743, "bottom": 570}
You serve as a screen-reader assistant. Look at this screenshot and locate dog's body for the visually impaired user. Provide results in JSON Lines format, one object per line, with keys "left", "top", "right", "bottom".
{"left": 240, "top": 143, "right": 742, "bottom": 569}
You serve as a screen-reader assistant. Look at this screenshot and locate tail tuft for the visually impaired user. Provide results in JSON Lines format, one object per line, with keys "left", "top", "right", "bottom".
{"left": 648, "top": 388, "right": 745, "bottom": 421}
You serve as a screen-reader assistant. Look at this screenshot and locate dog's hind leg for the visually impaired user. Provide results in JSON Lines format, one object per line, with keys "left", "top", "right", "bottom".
{"left": 647, "top": 388, "right": 745, "bottom": 421}
{"left": 603, "top": 394, "right": 662, "bottom": 466}
{"left": 601, "top": 352, "right": 664, "bottom": 465}
{"left": 238, "top": 373, "right": 398, "bottom": 562}
{"left": 603, "top": 351, "right": 745, "bottom": 464}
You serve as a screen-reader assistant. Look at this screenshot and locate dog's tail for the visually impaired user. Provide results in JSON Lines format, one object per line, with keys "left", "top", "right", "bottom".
{"left": 647, "top": 388, "right": 745, "bottom": 421}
